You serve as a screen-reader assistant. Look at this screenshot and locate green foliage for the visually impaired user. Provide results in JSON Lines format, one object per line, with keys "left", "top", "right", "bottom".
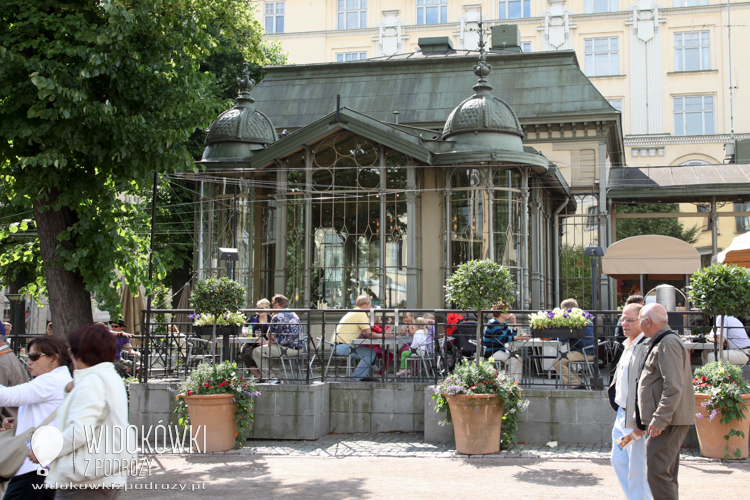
{"left": 191, "top": 277, "right": 245, "bottom": 316}
{"left": 688, "top": 264, "right": 750, "bottom": 318}
{"left": 431, "top": 358, "right": 528, "bottom": 450}
{"left": 0, "top": 0, "right": 264, "bottom": 313}
{"left": 694, "top": 362, "right": 750, "bottom": 458}
{"left": 559, "top": 245, "right": 593, "bottom": 311}
{"left": 445, "top": 260, "right": 515, "bottom": 312}
{"left": 175, "top": 361, "right": 260, "bottom": 448}
{"left": 616, "top": 203, "right": 700, "bottom": 244}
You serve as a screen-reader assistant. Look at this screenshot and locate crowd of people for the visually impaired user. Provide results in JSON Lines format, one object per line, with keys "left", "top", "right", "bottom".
{"left": 0, "top": 321, "right": 133, "bottom": 499}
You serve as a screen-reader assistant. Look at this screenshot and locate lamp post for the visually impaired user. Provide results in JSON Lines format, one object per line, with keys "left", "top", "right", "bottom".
{"left": 584, "top": 246, "right": 604, "bottom": 390}
{"left": 219, "top": 247, "right": 239, "bottom": 281}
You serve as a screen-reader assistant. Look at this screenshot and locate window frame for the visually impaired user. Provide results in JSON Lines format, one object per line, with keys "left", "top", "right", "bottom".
{"left": 265, "top": 2, "right": 285, "bottom": 34}
{"left": 673, "top": 95, "right": 715, "bottom": 136}
{"left": 336, "top": 52, "right": 368, "bottom": 62}
{"left": 673, "top": 0, "right": 708, "bottom": 7}
{"left": 735, "top": 202, "right": 750, "bottom": 234}
{"left": 674, "top": 31, "right": 711, "bottom": 72}
{"left": 584, "top": 37, "right": 619, "bottom": 77}
{"left": 498, "top": 0, "right": 531, "bottom": 20}
{"left": 521, "top": 42, "right": 532, "bottom": 53}
{"left": 584, "top": 0, "right": 618, "bottom": 13}
{"left": 607, "top": 99, "right": 623, "bottom": 113}
{"left": 416, "top": 0, "right": 448, "bottom": 25}
{"left": 337, "top": 0, "right": 367, "bottom": 30}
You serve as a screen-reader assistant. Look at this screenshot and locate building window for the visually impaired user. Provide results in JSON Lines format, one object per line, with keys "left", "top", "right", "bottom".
{"left": 585, "top": 206, "right": 598, "bottom": 231}
{"left": 584, "top": 0, "right": 618, "bottom": 13}
{"left": 417, "top": 0, "right": 448, "bottom": 25}
{"left": 674, "top": 95, "right": 714, "bottom": 136}
{"left": 674, "top": 0, "right": 708, "bottom": 6}
{"left": 521, "top": 42, "right": 532, "bottom": 53}
{"left": 607, "top": 99, "right": 622, "bottom": 113}
{"left": 675, "top": 32, "right": 710, "bottom": 72}
{"left": 498, "top": 0, "right": 531, "bottom": 19}
{"left": 336, "top": 52, "right": 367, "bottom": 62}
{"left": 265, "top": 2, "right": 285, "bottom": 34}
{"left": 735, "top": 202, "right": 750, "bottom": 233}
{"left": 697, "top": 204, "right": 712, "bottom": 231}
{"left": 584, "top": 37, "right": 619, "bottom": 77}
{"left": 338, "top": 0, "right": 367, "bottom": 30}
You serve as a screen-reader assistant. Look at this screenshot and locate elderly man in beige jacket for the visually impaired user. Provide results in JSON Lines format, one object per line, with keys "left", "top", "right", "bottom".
{"left": 636, "top": 303, "right": 694, "bottom": 500}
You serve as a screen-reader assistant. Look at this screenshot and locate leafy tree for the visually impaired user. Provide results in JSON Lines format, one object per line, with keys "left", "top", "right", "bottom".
{"left": 445, "top": 260, "right": 515, "bottom": 365}
{"left": 0, "top": 0, "right": 264, "bottom": 337}
{"left": 616, "top": 203, "right": 700, "bottom": 244}
{"left": 559, "top": 245, "right": 594, "bottom": 311}
{"left": 191, "top": 277, "right": 245, "bottom": 361}
{"left": 688, "top": 264, "right": 750, "bottom": 362}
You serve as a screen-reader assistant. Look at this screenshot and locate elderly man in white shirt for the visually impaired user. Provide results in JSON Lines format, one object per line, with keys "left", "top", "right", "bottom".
{"left": 702, "top": 315, "right": 750, "bottom": 365}
{"left": 608, "top": 303, "right": 652, "bottom": 500}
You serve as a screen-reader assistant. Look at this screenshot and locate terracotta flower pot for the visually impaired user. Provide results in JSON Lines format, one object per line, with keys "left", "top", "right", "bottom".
{"left": 446, "top": 394, "right": 504, "bottom": 455}
{"left": 694, "top": 393, "right": 750, "bottom": 459}
{"left": 183, "top": 393, "right": 238, "bottom": 452}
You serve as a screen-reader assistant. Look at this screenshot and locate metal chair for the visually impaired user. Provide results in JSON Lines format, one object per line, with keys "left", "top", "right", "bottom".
{"left": 323, "top": 334, "right": 355, "bottom": 379}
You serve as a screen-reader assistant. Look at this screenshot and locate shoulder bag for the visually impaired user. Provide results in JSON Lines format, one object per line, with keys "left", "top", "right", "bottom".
{"left": 0, "top": 408, "right": 58, "bottom": 479}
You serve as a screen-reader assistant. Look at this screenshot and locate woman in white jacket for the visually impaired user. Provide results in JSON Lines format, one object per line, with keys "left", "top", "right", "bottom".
{"left": 0, "top": 336, "right": 73, "bottom": 500}
{"left": 44, "top": 324, "right": 135, "bottom": 499}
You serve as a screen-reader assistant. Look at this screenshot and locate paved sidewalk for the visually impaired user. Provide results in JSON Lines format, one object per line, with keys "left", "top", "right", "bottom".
{"left": 191, "top": 432, "right": 747, "bottom": 462}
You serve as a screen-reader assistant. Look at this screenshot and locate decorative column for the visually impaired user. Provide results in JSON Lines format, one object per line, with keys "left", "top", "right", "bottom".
{"left": 530, "top": 188, "right": 543, "bottom": 310}
{"left": 486, "top": 167, "right": 494, "bottom": 261}
{"left": 545, "top": 212, "right": 554, "bottom": 309}
{"left": 274, "top": 161, "right": 287, "bottom": 296}
{"left": 627, "top": 0, "right": 666, "bottom": 134}
{"left": 444, "top": 170, "right": 452, "bottom": 308}
{"left": 303, "top": 147, "right": 312, "bottom": 307}
{"left": 598, "top": 141, "right": 610, "bottom": 309}
{"left": 379, "top": 146, "right": 387, "bottom": 305}
{"left": 521, "top": 168, "right": 530, "bottom": 309}
{"left": 246, "top": 183, "right": 257, "bottom": 303}
{"left": 406, "top": 167, "right": 418, "bottom": 309}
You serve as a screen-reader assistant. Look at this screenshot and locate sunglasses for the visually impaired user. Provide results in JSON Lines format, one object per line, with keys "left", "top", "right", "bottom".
{"left": 620, "top": 317, "right": 639, "bottom": 323}
{"left": 28, "top": 353, "right": 49, "bottom": 362}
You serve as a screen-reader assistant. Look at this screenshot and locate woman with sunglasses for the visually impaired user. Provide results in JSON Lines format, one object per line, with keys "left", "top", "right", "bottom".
{"left": 0, "top": 336, "right": 73, "bottom": 500}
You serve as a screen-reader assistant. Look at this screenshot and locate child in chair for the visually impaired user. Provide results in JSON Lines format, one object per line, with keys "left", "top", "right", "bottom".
{"left": 397, "top": 317, "right": 429, "bottom": 376}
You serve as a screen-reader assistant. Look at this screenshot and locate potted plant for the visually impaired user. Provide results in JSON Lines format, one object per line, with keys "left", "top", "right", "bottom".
{"left": 442, "top": 259, "right": 520, "bottom": 455}
{"left": 444, "top": 259, "right": 516, "bottom": 366}
{"left": 175, "top": 361, "right": 260, "bottom": 452}
{"left": 191, "top": 277, "right": 246, "bottom": 362}
{"left": 432, "top": 358, "right": 528, "bottom": 454}
{"left": 693, "top": 362, "right": 750, "bottom": 459}
{"left": 688, "top": 264, "right": 750, "bottom": 362}
{"left": 528, "top": 307, "right": 593, "bottom": 338}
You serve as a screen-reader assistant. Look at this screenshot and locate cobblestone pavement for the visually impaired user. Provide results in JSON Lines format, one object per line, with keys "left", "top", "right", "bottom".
{"left": 199, "top": 432, "right": 749, "bottom": 462}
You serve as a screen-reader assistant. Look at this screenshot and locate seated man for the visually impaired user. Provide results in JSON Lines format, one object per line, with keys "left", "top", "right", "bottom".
{"left": 702, "top": 315, "right": 750, "bottom": 365}
{"left": 252, "top": 294, "right": 303, "bottom": 380}
{"left": 334, "top": 295, "right": 391, "bottom": 381}
{"left": 552, "top": 298, "right": 594, "bottom": 389}
{"left": 483, "top": 303, "right": 528, "bottom": 384}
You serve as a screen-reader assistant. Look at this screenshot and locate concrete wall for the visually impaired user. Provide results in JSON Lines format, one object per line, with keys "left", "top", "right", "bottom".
{"left": 131, "top": 381, "right": 696, "bottom": 445}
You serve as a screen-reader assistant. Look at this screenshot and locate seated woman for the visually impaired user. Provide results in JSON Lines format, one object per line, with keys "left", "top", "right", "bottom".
{"left": 242, "top": 298, "right": 271, "bottom": 378}
{"left": 0, "top": 336, "right": 73, "bottom": 500}
{"left": 483, "top": 304, "right": 528, "bottom": 384}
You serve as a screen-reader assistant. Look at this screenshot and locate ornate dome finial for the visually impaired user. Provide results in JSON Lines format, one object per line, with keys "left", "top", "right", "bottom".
{"left": 237, "top": 62, "right": 256, "bottom": 101}
{"left": 472, "top": 17, "right": 492, "bottom": 94}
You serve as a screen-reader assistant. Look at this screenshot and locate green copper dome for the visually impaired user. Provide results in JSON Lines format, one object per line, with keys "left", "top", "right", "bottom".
{"left": 203, "top": 63, "right": 279, "bottom": 160}
{"left": 442, "top": 44, "right": 524, "bottom": 149}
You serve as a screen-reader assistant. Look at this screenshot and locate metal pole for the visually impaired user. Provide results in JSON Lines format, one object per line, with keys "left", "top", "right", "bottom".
{"left": 144, "top": 171, "right": 158, "bottom": 383}
{"left": 590, "top": 256, "right": 603, "bottom": 389}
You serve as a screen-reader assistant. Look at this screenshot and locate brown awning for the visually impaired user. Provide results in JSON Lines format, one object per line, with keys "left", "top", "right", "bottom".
{"left": 602, "top": 235, "right": 701, "bottom": 279}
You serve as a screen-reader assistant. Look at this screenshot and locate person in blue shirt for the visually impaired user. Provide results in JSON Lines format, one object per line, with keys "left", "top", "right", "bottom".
{"left": 483, "top": 303, "right": 529, "bottom": 384}
{"left": 552, "top": 298, "right": 595, "bottom": 389}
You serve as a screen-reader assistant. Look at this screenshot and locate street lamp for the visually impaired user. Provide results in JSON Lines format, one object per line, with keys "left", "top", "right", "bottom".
{"left": 219, "top": 247, "right": 239, "bottom": 281}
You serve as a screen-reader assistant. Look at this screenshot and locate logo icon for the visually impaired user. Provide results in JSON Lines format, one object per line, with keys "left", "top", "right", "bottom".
{"left": 31, "top": 425, "right": 64, "bottom": 474}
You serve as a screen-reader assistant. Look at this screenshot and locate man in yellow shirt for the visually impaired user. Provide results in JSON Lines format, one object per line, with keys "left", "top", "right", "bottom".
{"left": 335, "top": 295, "right": 391, "bottom": 381}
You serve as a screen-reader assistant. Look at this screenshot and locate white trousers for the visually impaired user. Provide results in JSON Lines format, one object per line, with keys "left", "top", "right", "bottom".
{"left": 492, "top": 350, "right": 523, "bottom": 384}
{"left": 611, "top": 407, "right": 652, "bottom": 500}
{"left": 702, "top": 348, "right": 750, "bottom": 366}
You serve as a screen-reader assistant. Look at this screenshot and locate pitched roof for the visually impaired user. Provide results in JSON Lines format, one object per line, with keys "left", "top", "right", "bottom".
{"left": 251, "top": 50, "right": 619, "bottom": 130}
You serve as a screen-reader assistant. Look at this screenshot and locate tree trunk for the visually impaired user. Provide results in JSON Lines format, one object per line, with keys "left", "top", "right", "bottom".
{"left": 33, "top": 190, "right": 92, "bottom": 339}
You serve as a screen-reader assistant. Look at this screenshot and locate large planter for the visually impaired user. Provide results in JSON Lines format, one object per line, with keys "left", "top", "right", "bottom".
{"left": 531, "top": 327, "right": 584, "bottom": 338}
{"left": 193, "top": 325, "right": 242, "bottom": 361}
{"left": 446, "top": 394, "right": 504, "bottom": 455}
{"left": 183, "top": 393, "right": 238, "bottom": 452}
{"left": 694, "top": 393, "right": 750, "bottom": 459}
